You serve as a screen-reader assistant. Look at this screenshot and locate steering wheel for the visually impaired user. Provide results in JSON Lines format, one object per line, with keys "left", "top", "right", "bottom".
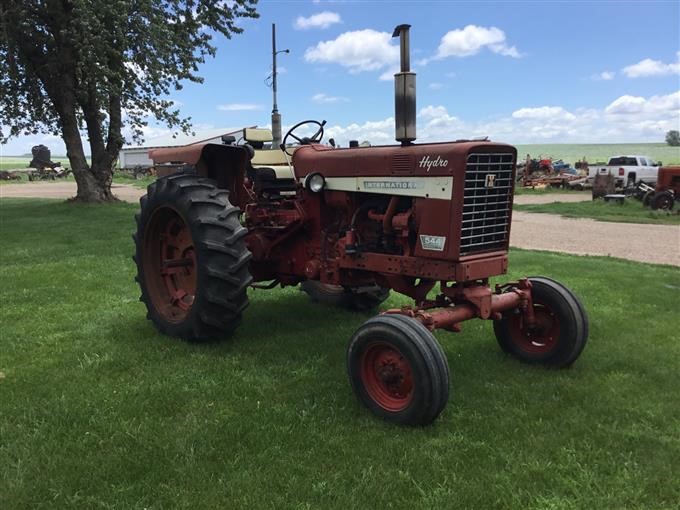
{"left": 281, "top": 119, "right": 326, "bottom": 156}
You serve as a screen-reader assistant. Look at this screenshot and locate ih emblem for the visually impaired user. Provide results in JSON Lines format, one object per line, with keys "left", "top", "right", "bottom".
{"left": 485, "top": 174, "right": 496, "bottom": 188}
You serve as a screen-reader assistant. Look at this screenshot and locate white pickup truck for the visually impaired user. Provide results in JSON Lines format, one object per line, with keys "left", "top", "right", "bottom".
{"left": 588, "top": 155, "right": 660, "bottom": 188}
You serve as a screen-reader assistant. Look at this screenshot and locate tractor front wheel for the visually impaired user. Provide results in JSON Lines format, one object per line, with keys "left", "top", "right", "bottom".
{"left": 133, "top": 174, "right": 252, "bottom": 341}
{"left": 301, "top": 281, "right": 389, "bottom": 311}
{"left": 347, "top": 314, "right": 450, "bottom": 425}
{"left": 493, "top": 277, "right": 588, "bottom": 368}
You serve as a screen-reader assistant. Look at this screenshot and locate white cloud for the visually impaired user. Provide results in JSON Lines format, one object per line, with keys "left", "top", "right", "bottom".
{"left": 379, "top": 66, "right": 400, "bottom": 81}
{"left": 311, "top": 93, "right": 349, "bottom": 103}
{"left": 325, "top": 118, "right": 395, "bottom": 146}
{"left": 605, "top": 91, "right": 680, "bottom": 115}
{"left": 294, "top": 11, "right": 341, "bottom": 30}
{"left": 304, "top": 29, "right": 399, "bottom": 74}
{"left": 429, "top": 82, "right": 444, "bottom": 90}
{"left": 311, "top": 90, "right": 680, "bottom": 147}
{"left": 604, "top": 95, "right": 647, "bottom": 114}
{"left": 591, "top": 71, "right": 614, "bottom": 81}
{"left": 512, "top": 106, "right": 576, "bottom": 121}
{"left": 217, "top": 103, "right": 263, "bottom": 111}
{"left": 622, "top": 54, "right": 680, "bottom": 77}
{"left": 428, "top": 25, "right": 522, "bottom": 62}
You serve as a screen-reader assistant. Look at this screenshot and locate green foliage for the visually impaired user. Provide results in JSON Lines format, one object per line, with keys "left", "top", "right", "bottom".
{"left": 0, "top": 1, "right": 258, "bottom": 200}
{"left": 666, "top": 130, "right": 680, "bottom": 147}
{"left": 514, "top": 199, "right": 680, "bottom": 225}
{"left": 1, "top": 198, "right": 679, "bottom": 508}
{"left": 0, "top": 0, "right": 258, "bottom": 143}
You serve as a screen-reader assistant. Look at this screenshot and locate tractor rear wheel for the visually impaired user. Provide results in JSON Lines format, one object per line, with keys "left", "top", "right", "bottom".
{"left": 651, "top": 191, "right": 674, "bottom": 211}
{"left": 301, "top": 281, "right": 389, "bottom": 311}
{"left": 133, "top": 174, "right": 252, "bottom": 341}
{"left": 493, "top": 277, "right": 588, "bottom": 368}
{"left": 347, "top": 314, "right": 450, "bottom": 425}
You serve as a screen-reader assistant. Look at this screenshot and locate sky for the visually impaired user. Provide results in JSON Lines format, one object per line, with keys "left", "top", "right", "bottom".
{"left": 2, "top": 0, "right": 679, "bottom": 155}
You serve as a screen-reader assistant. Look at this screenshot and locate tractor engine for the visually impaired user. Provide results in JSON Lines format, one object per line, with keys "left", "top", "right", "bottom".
{"left": 283, "top": 143, "right": 516, "bottom": 302}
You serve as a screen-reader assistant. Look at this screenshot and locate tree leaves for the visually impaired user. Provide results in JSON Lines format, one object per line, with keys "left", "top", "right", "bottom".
{"left": 0, "top": 0, "right": 258, "bottom": 201}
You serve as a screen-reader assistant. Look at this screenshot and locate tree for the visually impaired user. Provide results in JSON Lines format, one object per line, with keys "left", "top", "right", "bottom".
{"left": 0, "top": 0, "right": 258, "bottom": 202}
{"left": 666, "top": 130, "right": 680, "bottom": 147}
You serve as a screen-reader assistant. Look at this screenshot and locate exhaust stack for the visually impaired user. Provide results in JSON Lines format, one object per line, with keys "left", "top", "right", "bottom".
{"left": 393, "top": 24, "right": 416, "bottom": 145}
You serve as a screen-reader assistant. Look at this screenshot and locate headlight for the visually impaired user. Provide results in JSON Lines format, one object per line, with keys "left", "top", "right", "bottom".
{"left": 304, "top": 172, "right": 325, "bottom": 193}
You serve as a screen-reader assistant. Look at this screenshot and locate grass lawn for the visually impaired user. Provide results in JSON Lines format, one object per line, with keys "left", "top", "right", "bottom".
{"left": 112, "top": 172, "right": 156, "bottom": 189}
{"left": 1, "top": 198, "right": 679, "bottom": 508}
{"left": 514, "top": 186, "right": 588, "bottom": 196}
{"left": 515, "top": 198, "right": 680, "bottom": 225}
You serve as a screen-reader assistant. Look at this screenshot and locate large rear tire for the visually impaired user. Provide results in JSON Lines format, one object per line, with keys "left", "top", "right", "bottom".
{"left": 301, "top": 281, "right": 389, "bottom": 311}
{"left": 133, "top": 174, "right": 252, "bottom": 341}
{"left": 493, "top": 277, "right": 588, "bottom": 368}
{"left": 347, "top": 314, "right": 450, "bottom": 425}
{"left": 651, "top": 191, "right": 674, "bottom": 211}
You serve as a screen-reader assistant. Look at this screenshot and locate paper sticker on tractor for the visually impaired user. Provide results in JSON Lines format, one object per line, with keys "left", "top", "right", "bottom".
{"left": 134, "top": 24, "right": 588, "bottom": 426}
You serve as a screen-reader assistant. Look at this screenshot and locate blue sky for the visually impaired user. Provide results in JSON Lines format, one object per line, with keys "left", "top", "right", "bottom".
{"left": 2, "top": 0, "right": 679, "bottom": 155}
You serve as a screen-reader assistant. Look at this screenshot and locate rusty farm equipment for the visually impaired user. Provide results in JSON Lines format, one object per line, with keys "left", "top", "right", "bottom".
{"left": 27, "top": 144, "right": 71, "bottom": 181}
{"left": 133, "top": 25, "right": 588, "bottom": 425}
{"left": 517, "top": 154, "right": 583, "bottom": 189}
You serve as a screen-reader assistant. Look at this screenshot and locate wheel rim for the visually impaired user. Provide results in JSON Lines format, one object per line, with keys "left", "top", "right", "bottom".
{"left": 143, "top": 206, "right": 197, "bottom": 322}
{"left": 360, "top": 342, "right": 413, "bottom": 412}
{"left": 507, "top": 304, "right": 560, "bottom": 355}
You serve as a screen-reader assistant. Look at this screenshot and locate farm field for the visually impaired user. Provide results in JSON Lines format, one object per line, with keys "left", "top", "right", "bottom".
{"left": 0, "top": 155, "right": 72, "bottom": 172}
{"left": 1, "top": 198, "right": 679, "bottom": 509}
{"left": 514, "top": 143, "right": 680, "bottom": 165}
{"left": 514, "top": 199, "right": 680, "bottom": 225}
{"left": 2, "top": 142, "right": 679, "bottom": 172}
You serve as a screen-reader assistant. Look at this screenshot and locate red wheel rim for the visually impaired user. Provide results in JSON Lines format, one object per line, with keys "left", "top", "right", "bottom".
{"left": 360, "top": 342, "right": 413, "bottom": 412}
{"left": 143, "top": 206, "right": 197, "bottom": 322}
{"left": 508, "top": 304, "right": 560, "bottom": 355}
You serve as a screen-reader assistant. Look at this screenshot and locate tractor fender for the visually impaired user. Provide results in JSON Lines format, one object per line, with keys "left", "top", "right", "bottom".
{"left": 149, "top": 143, "right": 250, "bottom": 199}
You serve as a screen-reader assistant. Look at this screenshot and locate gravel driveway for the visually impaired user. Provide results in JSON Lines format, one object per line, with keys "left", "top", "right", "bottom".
{"left": 2, "top": 183, "right": 678, "bottom": 266}
{"left": 0, "top": 181, "right": 144, "bottom": 202}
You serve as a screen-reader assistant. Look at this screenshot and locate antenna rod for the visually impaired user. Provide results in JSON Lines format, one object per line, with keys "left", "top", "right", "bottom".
{"left": 271, "top": 23, "right": 282, "bottom": 147}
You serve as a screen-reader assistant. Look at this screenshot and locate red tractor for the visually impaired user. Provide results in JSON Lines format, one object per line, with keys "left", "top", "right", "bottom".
{"left": 649, "top": 166, "right": 680, "bottom": 210}
{"left": 133, "top": 25, "right": 588, "bottom": 425}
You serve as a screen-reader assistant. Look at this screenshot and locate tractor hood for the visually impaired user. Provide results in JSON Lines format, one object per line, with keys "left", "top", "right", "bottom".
{"left": 292, "top": 141, "right": 516, "bottom": 179}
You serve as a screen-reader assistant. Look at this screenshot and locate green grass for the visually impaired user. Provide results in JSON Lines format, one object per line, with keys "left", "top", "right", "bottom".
{"left": 514, "top": 186, "right": 588, "bottom": 196}
{"left": 515, "top": 142, "right": 680, "bottom": 166}
{"left": 1, "top": 198, "right": 679, "bottom": 509}
{"left": 515, "top": 198, "right": 680, "bottom": 225}
{"left": 112, "top": 171, "right": 156, "bottom": 189}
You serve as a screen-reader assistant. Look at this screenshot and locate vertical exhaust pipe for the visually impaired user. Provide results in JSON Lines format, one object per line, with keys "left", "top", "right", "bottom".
{"left": 393, "top": 24, "right": 416, "bottom": 145}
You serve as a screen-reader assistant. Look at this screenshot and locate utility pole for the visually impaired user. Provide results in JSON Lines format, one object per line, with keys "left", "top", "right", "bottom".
{"left": 271, "top": 23, "right": 289, "bottom": 148}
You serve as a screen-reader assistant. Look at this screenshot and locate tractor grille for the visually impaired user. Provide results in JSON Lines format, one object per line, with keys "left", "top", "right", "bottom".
{"left": 460, "top": 153, "right": 515, "bottom": 255}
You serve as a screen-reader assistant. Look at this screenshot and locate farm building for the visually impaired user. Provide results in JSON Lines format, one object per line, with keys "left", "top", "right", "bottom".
{"left": 118, "top": 127, "right": 249, "bottom": 169}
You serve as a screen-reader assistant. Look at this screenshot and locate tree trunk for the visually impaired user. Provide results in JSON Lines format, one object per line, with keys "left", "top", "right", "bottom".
{"left": 61, "top": 108, "right": 117, "bottom": 203}
{"left": 34, "top": 35, "right": 118, "bottom": 204}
